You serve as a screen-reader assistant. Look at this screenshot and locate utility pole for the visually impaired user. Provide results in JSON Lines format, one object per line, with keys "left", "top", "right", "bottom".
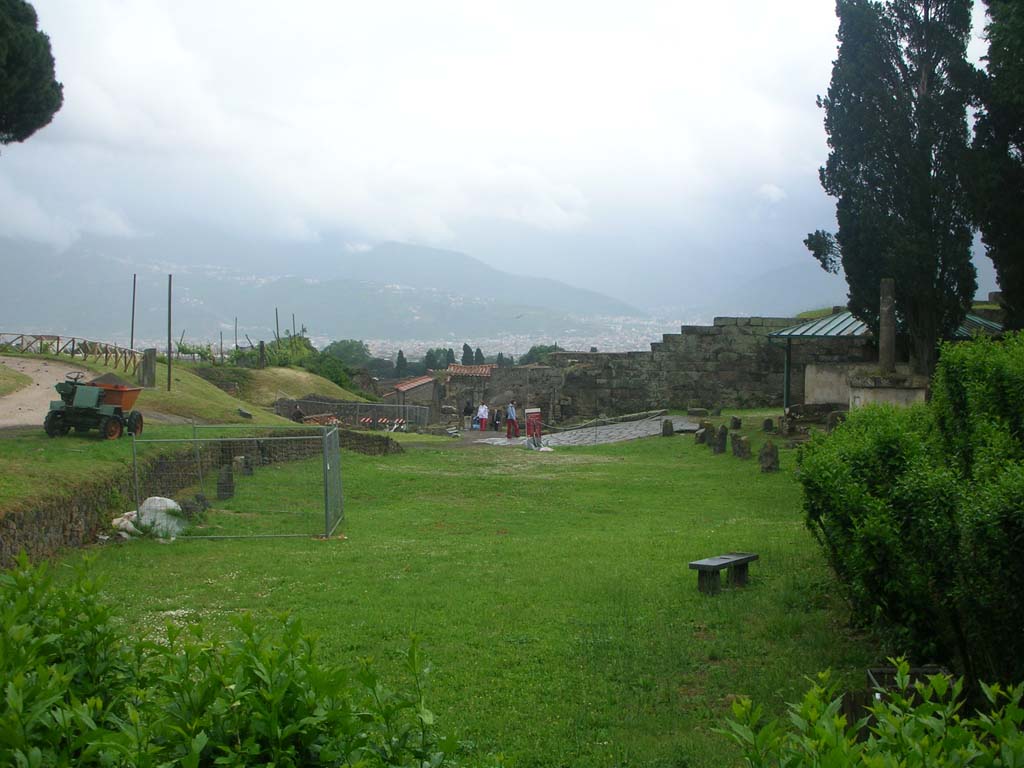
{"left": 130, "top": 273, "right": 137, "bottom": 349}
{"left": 275, "top": 307, "right": 280, "bottom": 343}
{"left": 234, "top": 317, "right": 238, "bottom": 350}
{"left": 220, "top": 331, "right": 224, "bottom": 362}
{"left": 167, "top": 274, "right": 172, "bottom": 392}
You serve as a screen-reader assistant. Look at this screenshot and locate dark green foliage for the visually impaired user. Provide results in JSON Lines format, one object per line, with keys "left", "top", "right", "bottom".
{"left": 364, "top": 357, "right": 395, "bottom": 379}
{"left": 808, "top": 0, "right": 977, "bottom": 373}
{"left": 421, "top": 347, "right": 450, "bottom": 371}
{"left": 472, "top": 348, "right": 484, "bottom": 365}
{"left": 723, "top": 658, "right": 1024, "bottom": 764}
{"left": 931, "top": 333, "right": 1024, "bottom": 479}
{"left": 231, "top": 336, "right": 356, "bottom": 392}
{"left": 322, "top": 339, "right": 372, "bottom": 368}
{"left": 959, "top": 464, "right": 1024, "bottom": 684}
{"left": 395, "top": 350, "right": 408, "bottom": 378}
{"left": 0, "top": 0, "right": 63, "bottom": 146}
{"left": 460, "top": 344, "right": 473, "bottom": 366}
{"left": 445, "top": 348, "right": 455, "bottom": 366}
{"left": 518, "top": 344, "right": 562, "bottom": 365}
{"left": 798, "top": 333, "right": 1024, "bottom": 682}
{"left": 0, "top": 555, "right": 454, "bottom": 766}
{"left": 799, "top": 405, "right": 965, "bottom": 665}
{"left": 969, "top": 0, "right": 1024, "bottom": 330}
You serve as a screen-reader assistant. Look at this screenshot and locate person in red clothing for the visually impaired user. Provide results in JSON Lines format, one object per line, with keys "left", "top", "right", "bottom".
{"left": 476, "top": 402, "right": 489, "bottom": 431}
{"left": 505, "top": 399, "right": 520, "bottom": 438}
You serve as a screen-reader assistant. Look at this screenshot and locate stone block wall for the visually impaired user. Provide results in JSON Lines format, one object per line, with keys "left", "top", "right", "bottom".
{"left": 548, "top": 317, "right": 873, "bottom": 418}
{"left": 444, "top": 365, "right": 565, "bottom": 422}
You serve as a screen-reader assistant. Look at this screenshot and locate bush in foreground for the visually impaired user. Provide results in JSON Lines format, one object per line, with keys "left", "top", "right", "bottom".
{"left": 797, "top": 333, "right": 1024, "bottom": 683}
{"left": 0, "top": 554, "right": 454, "bottom": 767}
{"left": 723, "top": 659, "right": 1024, "bottom": 765}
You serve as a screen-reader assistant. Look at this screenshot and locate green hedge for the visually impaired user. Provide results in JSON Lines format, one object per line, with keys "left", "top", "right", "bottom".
{"left": 0, "top": 555, "right": 457, "bottom": 767}
{"left": 798, "top": 332, "right": 1024, "bottom": 683}
{"left": 723, "top": 659, "right": 1024, "bottom": 765}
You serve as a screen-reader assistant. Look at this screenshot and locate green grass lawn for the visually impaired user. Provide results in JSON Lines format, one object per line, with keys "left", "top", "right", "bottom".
{"left": 0, "top": 360, "right": 32, "bottom": 397}
{"left": 57, "top": 429, "right": 875, "bottom": 767}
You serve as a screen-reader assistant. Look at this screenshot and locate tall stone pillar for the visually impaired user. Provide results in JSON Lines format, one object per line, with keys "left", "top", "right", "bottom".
{"left": 879, "top": 278, "right": 896, "bottom": 374}
{"left": 258, "top": 340, "right": 267, "bottom": 369}
{"left": 139, "top": 348, "right": 157, "bottom": 388}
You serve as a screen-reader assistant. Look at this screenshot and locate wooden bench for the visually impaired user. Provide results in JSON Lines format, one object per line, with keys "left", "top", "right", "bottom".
{"left": 688, "top": 552, "right": 759, "bottom": 595}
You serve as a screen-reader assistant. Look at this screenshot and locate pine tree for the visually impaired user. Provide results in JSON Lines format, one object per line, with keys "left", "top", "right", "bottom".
{"left": 474, "top": 347, "right": 485, "bottom": 365}
{"left": 807, "top": 0, "right": 976, "bottom": 373}
{"left": 395, "top": 350, "right": 407, "bottom": 378}
{"left": 969, "top": 0, "right": 1024, "bottom": 329}
{"left": 461, "top": 343, "right": 473, "bottom": 365}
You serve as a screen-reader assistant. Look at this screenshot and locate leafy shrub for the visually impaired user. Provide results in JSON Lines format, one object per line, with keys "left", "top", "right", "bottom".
{"left": 958, "top": 462, "right": 1024, "bottom": 683}
{"left": 798, "top": 405, "right": 965, "bottom": 663}
{"left": 798, "top": 333, "right": 1024, "bottom": 682}
{"left": 722, "top": 658, "right": 1024, "bottom": 766}
{"left": 0, "top": 555, "right": 455, "bottom": 767}
{"left": 931, "top": 332, "right": 1024, "bottom": 480}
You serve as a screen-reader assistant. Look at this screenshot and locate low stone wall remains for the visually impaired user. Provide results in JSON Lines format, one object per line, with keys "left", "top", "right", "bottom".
{"left": 0, "top": 428, "right": 402, "bottom": 568}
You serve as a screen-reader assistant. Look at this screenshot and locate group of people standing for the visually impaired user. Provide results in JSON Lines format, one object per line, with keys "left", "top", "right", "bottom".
{"left": 463, "top": 399, "right": 520, "bottom": 438}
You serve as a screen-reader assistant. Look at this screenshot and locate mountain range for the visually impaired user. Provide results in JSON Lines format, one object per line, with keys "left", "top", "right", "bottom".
{"left": 0, "top": 233, "right": 851, "bottom": 351}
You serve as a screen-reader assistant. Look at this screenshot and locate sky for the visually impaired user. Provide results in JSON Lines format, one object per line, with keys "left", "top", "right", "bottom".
{"left": 0, "top": 1, "right": 999, "bottom": 310}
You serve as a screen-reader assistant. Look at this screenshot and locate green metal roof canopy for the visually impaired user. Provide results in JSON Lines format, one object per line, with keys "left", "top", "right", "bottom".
{"left": 769, "top": 310, "right": 1003, "bottom": 340}
{"left": 766, "top": 311, "right": 1003, "bottom": 410}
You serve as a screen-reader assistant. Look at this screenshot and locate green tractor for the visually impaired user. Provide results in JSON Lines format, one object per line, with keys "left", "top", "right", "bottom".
{"left": 45, "top": 372, "right": 144, "bottom": 439}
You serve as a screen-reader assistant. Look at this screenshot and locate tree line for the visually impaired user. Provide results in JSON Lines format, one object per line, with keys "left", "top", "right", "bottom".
{"left": 808, "top": 0, "right": 1023, "bottom": 373}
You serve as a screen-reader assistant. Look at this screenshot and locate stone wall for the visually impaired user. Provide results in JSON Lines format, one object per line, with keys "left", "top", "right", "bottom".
{"left": 443, "top": 364, "right": 565, "bottom": 422}
{"left": 549, "top": 317, "right": 873, "bottom": 418}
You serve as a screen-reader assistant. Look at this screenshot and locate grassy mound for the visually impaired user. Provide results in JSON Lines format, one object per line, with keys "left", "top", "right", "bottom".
{"left": 190, "top": 364, "right": 368, "bottom": 406}
{"left": 0, "top": 360, "right": 32, "bottom": 397}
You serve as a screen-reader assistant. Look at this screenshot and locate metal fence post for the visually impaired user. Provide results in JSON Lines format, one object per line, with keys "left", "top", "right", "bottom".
{"left": 131, "top": 434, "right": 141, "bottom": 514}
{"left": 192, "top": 421, "right": 204, "bottom": 490}
{"left": 321, "top": 428, "right": 330, "bottom": 538}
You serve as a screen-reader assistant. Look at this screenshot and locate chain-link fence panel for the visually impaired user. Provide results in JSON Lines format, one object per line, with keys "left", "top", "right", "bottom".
{"left": 130, "top": 425, "right": 344, "bottom": 538}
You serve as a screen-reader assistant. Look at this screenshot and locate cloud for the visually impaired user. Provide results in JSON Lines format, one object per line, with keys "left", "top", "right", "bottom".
{"left": 757, "top": 183, "right": 788, "bottom": 204}
{"left": 0, "top": 177, "right": 76, "bottom": 247}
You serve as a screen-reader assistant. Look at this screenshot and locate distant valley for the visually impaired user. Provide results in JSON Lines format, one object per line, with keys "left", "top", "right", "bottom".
{"left": 0, "top": 234, "right": 850, "bottom": 355}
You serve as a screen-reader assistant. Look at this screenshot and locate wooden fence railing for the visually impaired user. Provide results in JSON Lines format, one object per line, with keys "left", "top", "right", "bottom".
{"left": 0, "top": 333, "right": 141, "bottom": 375}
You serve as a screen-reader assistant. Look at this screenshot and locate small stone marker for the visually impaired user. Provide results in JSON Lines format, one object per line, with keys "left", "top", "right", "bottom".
{"left": 711, "top": 407, "right": 722, "bottom": 417}
{"left": 731, "top": 434, "right": 751, "bottom": 459}
{"left": 759, "top": 440, "right": 779, "bottom": 473}
{"left": 763, "top": 418, "right": 774, "bottom": 432}
{"left": 662, "top": 419, "right": 674, "bottom": 437}
{"left": 695, "top": 427, "right": 707, "bottom": 444}
{"left": 216, "top": 465, "right": 235, "bottom": 499}
{"left": 826, "top": 410, "right": 848, "bottom": 433}
{"left": 687, "top": 407, "right": 709, "bottom": 417}
{"left": 712, "top": 425, "right": 728, "bottom": 454}
{"left": 729, "top": 415, "right": 742, "bottom": 430}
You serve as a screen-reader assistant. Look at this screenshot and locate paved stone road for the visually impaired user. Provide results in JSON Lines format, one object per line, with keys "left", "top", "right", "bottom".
{"left": 475, "top": 416, "right": 696, "bottom": 448}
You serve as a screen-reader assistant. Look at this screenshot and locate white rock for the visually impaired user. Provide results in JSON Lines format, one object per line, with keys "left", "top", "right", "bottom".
{"left": 139, "top": 497, "right": 181, "bottom": 515}
{"left": 112, "top": 516, "right": 141, "bottom": 535}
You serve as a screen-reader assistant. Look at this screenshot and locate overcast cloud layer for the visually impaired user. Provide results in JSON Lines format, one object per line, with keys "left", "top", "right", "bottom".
{"left": 0, "top": 1, "right": 998, "bottom": 309}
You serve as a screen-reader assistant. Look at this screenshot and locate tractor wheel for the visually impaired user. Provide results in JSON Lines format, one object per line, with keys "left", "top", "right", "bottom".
{"left": 127, "top": 411, "right": 144, "bottom": 436}
{"left": 44, "top": 411, "right": 66, "bottom": 437}
{"left": 98, "top": 416, "right": 123, "bottom": 440}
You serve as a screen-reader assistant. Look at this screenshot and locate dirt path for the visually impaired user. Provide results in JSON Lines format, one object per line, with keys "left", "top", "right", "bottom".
{"left": 0, "top": 355, "right": 91, "bottom": 429}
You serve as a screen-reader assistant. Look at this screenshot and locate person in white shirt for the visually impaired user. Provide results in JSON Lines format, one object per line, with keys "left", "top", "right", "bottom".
{"left": 476, "top": 402, "right": 489, "bottom": 431}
